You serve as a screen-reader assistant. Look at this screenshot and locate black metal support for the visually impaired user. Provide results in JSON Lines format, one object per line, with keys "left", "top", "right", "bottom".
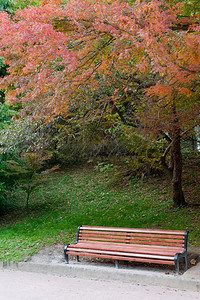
{"left": 76, "top": 225, "right": 82, "bottom": 243}
{"left": 115, "top": 260, "right": 119, "bottom": 269}
{"left": 64, "top": 244, "right": 69, "bottom": 264}
{"left": 64, "top": 226, "right": 82, "bottom": 264}
{"left": 184, "top": 231, "right": 189, "bottom": 251}
{"left": 174, "top": 231, "right": 189, "bottom": 274}
{"left": 183, "top": 231, "right": 189, "bottom": 272}
{"left": 174, "top": 253, "right": 180, "bottom": 274}
{"left": 174, "top": 251, "right": 189, "bottom": 274}
{"left": 76, "top": 255, "right": 80, "bottom": 262}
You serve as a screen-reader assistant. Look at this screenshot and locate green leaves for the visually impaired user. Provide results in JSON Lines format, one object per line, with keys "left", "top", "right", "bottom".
{"left": 0, "top": 103, "right": 17, "bottom": 129}
{"left": 0, "top": 0, "right": 13, "bottom": 13}
{"left": 0, "top": 0, "right": 41, "bottom": 13}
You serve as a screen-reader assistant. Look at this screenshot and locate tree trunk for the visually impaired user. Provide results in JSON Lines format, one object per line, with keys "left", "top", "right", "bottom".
{"left": 171, "top": 127, "right": 186, "bottom": 207}
{"left": 26, "top": 189, "right": 31, "bottom": 213}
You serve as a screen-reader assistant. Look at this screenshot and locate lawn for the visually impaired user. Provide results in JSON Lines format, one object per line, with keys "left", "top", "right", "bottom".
{"left": 0, "top": 162, "right": 199, "bottom": 263}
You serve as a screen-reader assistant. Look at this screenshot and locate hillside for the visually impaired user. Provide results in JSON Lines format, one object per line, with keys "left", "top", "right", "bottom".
{"left": 0, "top": 156, "right": 199, "bottom": 265}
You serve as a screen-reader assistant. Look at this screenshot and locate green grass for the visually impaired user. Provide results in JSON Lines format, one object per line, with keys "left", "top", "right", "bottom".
{"left": 0, "top": 165, "right": 199, "bottom": 263}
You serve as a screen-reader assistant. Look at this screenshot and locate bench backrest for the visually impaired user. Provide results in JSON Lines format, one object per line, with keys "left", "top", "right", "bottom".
{"left": 77, "top": 225, "right": 188, "bottom": 250}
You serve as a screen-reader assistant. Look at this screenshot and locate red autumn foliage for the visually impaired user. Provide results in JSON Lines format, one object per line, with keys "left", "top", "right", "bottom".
{"left": 0, "top": 0, "right": 199, "bottom": 206}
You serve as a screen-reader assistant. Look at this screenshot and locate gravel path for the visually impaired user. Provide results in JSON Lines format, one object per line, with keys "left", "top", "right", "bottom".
{"left": 0, "top": 269, "right": 199, "bottom": 300}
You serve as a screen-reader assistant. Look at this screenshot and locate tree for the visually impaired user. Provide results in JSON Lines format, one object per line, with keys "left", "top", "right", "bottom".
{"left": 5, "top": 152, "right": 56, "bottom": 212}
{"left": 0, "top": 0, "right": 199, "bottom": 206}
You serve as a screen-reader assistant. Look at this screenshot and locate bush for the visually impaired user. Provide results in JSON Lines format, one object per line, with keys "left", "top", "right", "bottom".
{"left": 0, "top": 179, "right": 16, "bottom": 215}
{"left": 0, "top": 152, "right": 23, "bottom": 214}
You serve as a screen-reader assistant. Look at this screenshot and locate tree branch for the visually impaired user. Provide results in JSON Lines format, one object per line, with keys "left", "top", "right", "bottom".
{"left": 181, "top": 123, "right": 200, "bottom": 137}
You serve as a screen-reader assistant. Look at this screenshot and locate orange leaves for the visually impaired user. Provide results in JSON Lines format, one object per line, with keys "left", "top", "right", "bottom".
{"left": 0, "top": 0, "right": 199, "bottom": 125}
{"left": 177, "top": 87, "right": 192, "bottom": 98}
{"left": 146, "top": 84, "right": 173, "bottom": 100}
{"left": 0, "top": 3, "right": 79, "bottom": 119}
{"left": 0, "top": 11, "right": 10, "bottom": 29}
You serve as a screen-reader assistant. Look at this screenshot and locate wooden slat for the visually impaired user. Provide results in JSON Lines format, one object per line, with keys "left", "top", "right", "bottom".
{"left": 67, "top": 247, "right": 174, "bottom": 260}
{"left": 80, "top": 234, "right": 184, "bottom": 244}
{"left": 68, "top": 242, "right": 182, "bottom": 256}
{"left": 77, "top": 241, "right": 183, "bottom": 251}
{"left": 79, "top": 236, "right": 184, "bottom": 247}
{"left": 130, "top": 233, "right": 184, "bottom": 239}
{"left": 78, "top": 240, "right": 183, "bottom": 248}
{"left": 80, "top": 231, "right": 185, "bottom": 239}
{"left": 66, "top": 251, "right": 175, "bottom": 265}
{"left": 80, "top": 237, "right": 134, "bottom": 243}
{"left": 81, "top": 225, "right": 186, "bottom": 235}
{"left": 129, "top": 237, "right": 184, "bottom": 243}
{"left": 80, "top": 231, "right": 128, "bottom": 236}
{"left": 80, "top": 234, "right": 129, "bottom": 241}
{"left": 80, "top": 233, "right": 127, "bottom": 239}
{"left": 128, "top": 241, "right": 183, "bottom": 247}
{"left": 67, "top": 247, "right": 175, "bottom": 259}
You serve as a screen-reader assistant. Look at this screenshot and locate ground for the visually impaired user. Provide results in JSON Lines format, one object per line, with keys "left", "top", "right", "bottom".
{"left": 1, "top": 268, "right": 199, "bottom": 300}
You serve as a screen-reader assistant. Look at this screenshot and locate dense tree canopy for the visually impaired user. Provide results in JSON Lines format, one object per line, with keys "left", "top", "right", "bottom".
{"left": 0, "top": 0, "right": 199, "bottom": 206}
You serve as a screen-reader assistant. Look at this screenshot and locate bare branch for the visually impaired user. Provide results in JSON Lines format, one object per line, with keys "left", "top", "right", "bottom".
{"left": 181, "top": 123, "right": 200, "bottom": 137}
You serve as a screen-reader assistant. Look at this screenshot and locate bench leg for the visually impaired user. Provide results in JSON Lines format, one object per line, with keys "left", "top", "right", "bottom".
{"left": 115, "top": 260, "right": 119, "bottom": 269}
{"left": 64, "top": 245, "right": 69, "bottom": 264}
{"left": 76, "top": 255, "right": 80, "bottom": 262}
{"left": 174, "top": 254, "right": 180, "bottom": 274}
{"left": 64, "top": 253, "right": 69, "bottom": 264}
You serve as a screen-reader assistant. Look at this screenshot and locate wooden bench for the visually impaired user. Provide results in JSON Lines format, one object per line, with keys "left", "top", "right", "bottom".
{"left": 64, "top": 225, "right": 189, "bottom": 273}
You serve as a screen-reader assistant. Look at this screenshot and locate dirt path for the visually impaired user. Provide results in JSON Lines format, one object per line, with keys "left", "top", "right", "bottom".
{"left": 0, "top": 269, "right": 199, "bottom": 300}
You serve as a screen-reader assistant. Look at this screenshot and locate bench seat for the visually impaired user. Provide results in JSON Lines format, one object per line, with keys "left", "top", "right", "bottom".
{"left": 64, "top": 225, "right": 189, "bottom": 273}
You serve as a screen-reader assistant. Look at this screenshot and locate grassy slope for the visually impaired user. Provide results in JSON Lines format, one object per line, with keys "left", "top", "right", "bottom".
{"left": 0, "top": 161, "right": 199, "bottom": 263}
